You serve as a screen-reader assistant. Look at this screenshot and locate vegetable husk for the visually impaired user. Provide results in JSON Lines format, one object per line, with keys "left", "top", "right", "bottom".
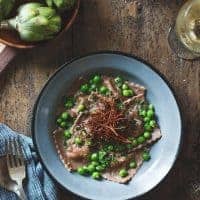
{"left": 46, "top": 0, "right": 76, "bottom": 12}
{"left": 0, "top": 2, "right": 62, "bottom": 42}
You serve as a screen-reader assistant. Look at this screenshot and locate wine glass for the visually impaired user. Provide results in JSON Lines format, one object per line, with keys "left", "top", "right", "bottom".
{"left": 168, "top": 0, "right": 200, "bottom": 60}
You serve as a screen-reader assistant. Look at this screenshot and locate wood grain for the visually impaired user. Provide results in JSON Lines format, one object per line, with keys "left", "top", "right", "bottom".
{"left": 0, "top": 0, "right": 199, "bottom": 199}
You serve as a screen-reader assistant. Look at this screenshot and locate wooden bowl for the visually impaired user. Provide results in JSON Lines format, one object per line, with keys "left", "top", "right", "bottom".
{"left": 0, "top": 0, "right": 80, "bottom": 49}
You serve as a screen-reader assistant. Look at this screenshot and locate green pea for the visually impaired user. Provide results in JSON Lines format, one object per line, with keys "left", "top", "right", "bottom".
{"left": 87, "top": 164, "right": 96, "bottom": 173}
{"left": 114, "top": 76, "right": 123, "bottom": 84}
{"left": 64, "top": 130, "right": 72, "bottom": 139}
{"left": 144, "top": 116, "right": 150, "bottom": 122}
{"left": 60, "top": 121, "right": 67, "bottom": 128}
{"left": 98, "top": 151, "right": 107, "bottom": 160}
{"left": 139, "top": 110, "right": 147, "bottom": 117}
{"left": 93, "top": 75, "right": 101, "bottom": 84}
{"left": 61, "top": 112, "right": 70, "bottom": 120}
{"left": 101, "top": 163, "right": 107, "bottom": 169}
{"left": 147, "top": 109, "right": 154, "bottom": 118}
{"left": 107, "top": 145, "right": 114, "bottom": 151}
{"left": 83, "top": 165, "right": 89, "bottom": 174}
{"left": 65, "top": 102, "right": 73, "bottom": 109}
{"left": 149, "top": 120, "right": 156, "bottom": 127}
{"left": 144, "top": 123, "right": 153, "bottom": 132}
{"left": 92, "top": 171, "right": 101, "bottom": 179}
{"left": 128, "top": 89, "right": 133, "bottom": 96}
{"left": 119, "top": 169, "right": 128, "bottom": 177}
{"left": 96, "top": 165, "right": 104, "bottom": 172}
{"left": 143, "top": 131, "right": 151, "bottom": 139}
{"left": 142, "top": 152, "right": 151, "bottom": 161}
{"left": 102, "top": 160, "right": 110, "bottom": 167}
{"left": 132, "top": 139, "right": 138, "bottom": 147}
{"left": 65, "top": 98, "right": 74, "bottom": 109}
{"left": 77, "top": 104, "right": 85, "bottom": 112}
{"left": 91, "top": 161, "right": 99, "bottom": 167}
{"left": 89, "top": 84, "right": 98, "bottom": 91}
{"left": 122, "top": 90, "right": 129, "bottom": 97}
{"left": 137, "top": 136, "right": 146, "bottom": 144}
{"left": 129, "top": 161, "right": 137, "bottom": 168}
{"left": 99, "top": 86, "right": 108, "bottom": 94}
{"left": 122, "top": 83, "right": 129, "bottom": 90}
{"left": 80, "top": 84, "right": 89, "bottom": 93}
{"left": 91, "top": 153, "right": 98, "bottom": 161}
{"left": 148, "top": 104, "right": 154, "bottom": 110}
{"left": 122, "top": 89, "right": 133, "bottom": 97}
{"left": 77, "top": 167, "right": 85, "bottom": 175}
{"left": 57, "top": 118, "right": 62, "bottom": 124}
{"left": 74, "top": 137, "right": 82, "bottom": 145}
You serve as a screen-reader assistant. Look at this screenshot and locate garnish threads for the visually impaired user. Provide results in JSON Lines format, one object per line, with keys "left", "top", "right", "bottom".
{"left": 86, "top": 96, "right": 130, "bottom": 143}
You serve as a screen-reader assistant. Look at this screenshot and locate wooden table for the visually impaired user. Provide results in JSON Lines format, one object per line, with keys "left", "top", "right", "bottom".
{"left": 0, "top": 0, "right": 199, "bottom": 199}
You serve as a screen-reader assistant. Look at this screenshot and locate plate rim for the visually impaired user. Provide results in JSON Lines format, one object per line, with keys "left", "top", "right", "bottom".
{"left": 32, "top": 51, "right": 183, "bottom": 200}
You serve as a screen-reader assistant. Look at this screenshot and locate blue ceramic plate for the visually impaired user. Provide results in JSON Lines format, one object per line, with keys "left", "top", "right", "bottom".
{"left": 32, "top": 52, "right": 182, "bottom": 200}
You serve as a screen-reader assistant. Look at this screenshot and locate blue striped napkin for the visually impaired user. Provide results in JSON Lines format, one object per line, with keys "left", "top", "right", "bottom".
{"left": 0, "top": 124, "right": 58, "bottom": 200}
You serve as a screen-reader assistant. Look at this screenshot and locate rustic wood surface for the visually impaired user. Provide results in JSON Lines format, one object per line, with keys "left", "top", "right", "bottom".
{"left": 0, "top": 0, "right": 199, "bottom": 199}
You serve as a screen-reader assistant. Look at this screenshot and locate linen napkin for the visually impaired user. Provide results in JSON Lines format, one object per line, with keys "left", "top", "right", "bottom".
{"left": 0, "top": 123, "right": 58, "bottom": 200}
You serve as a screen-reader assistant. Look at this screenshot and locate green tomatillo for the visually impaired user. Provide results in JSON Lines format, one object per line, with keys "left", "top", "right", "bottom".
{"left": 46, "top": 0, "right": 76, "bottom": 11}
{"left": 0, "top": 3, "right": 62, "bottom": 42}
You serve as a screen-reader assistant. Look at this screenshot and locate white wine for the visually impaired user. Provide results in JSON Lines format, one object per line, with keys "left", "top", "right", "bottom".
{"left": 176, "top": 0, "right": 200, "bottom": 54}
